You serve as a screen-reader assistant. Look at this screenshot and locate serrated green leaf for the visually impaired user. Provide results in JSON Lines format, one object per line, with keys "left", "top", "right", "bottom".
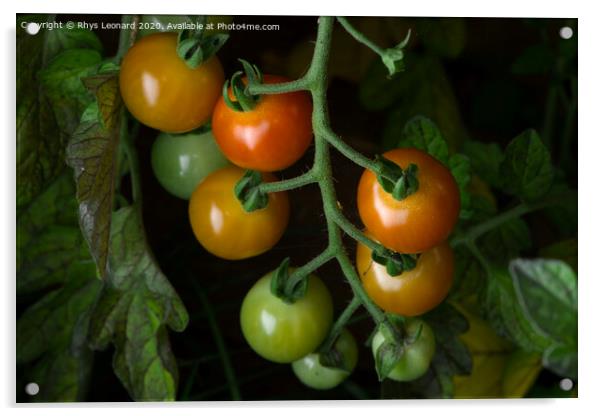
{"left": 483, "top": 268, "right": 553, "bottom": 352}
{"left": 87, "top": 206, "right": 188, "bottom": 401}
{"left": 82, "top": 71, "right": 121, "bottom": 130}
{"left": 44, "top": 27, "right": 103, "bottom": 65}
{"left": 481, "top": 217, "right": 532, "bottom": 265}
{"left": 399, "top": 116, "right": 449, "bottom": 163}
{"left": 500, "top": 129, "right": 554, "bottom": 202}
{"left": 509, "top": 259, "right": 577, "bottom": 347}
{"left": 66, "top": 98, "right": 121, "bottom": 280}
{"left": 39, "top": 49, "right": 102, "bottom": 136}
{"left": 461, "top": 141, "right": 504, "bottom": 188}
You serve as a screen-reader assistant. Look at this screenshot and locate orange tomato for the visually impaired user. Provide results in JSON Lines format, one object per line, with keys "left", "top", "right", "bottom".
{"left": 212, "top": 75, "right": 313, "bottom": 171}
{"left": 189, "top": 166, "right": 290, "bottom": 260}
{"left": 119, "top": 32, "right": 224, "bottom": 133}
{"left": 357, "top": 148, "right": 460, "bottom": 254}
{"left": 356, "top": 233, "right": 454, "bottom": 316}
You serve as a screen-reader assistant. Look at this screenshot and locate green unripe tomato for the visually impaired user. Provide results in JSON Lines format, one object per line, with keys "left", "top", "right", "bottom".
{"left": 371, "top": 318, "right": 436, "bottom": 382}
{"left": 292, "top": 328, "right": 358, "bottom": 390}
{"left": 240, "top": 270, "right": 333, "bottom": 364}
{"left": 151, "top": 130, "right": 230, "bottom": 199}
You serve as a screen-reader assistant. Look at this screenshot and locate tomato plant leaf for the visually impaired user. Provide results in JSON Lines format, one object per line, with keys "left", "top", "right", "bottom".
{"left": 461, "top": 140, "right": 504, "bottom": 189}
{"left": 482, "top": 268, "right": 553, "bottom": 353}
{"left": 481, "top": 217, "right": 532, "bottom": 265}
{"left": 17, "top": 272, "right": 101, "bottom": 402}
{"left": 16, "top": 16, "right": 102, "bottom": 213}
{"left": 500, "top": 129, "right": 554, "bottom": 202}
{"left": 509, "top": 259, "right": 577, "bottom": 347}
{"left": 87, "top": 206, "right": 189, "bottom": 401}
{"left": 67, "top": 92, "right": 120, "bottom": 278}
{"left": 542, "top": 343, "right": 577, "bottom": 379}
{"left": 399, "top": 116, "right": 449, "bottom": 164}
{"left": 448, "top": 153, "right": 472, "bottom": 219}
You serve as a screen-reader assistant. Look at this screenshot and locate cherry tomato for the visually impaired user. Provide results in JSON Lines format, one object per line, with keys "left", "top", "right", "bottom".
{"left": 212, "top": 74, "right": 313, "bottom": 171}
{"left": 357, "top": 148, "right": 460, "bottom": 254}
{"left": 292, "top": 328, "right": 358, "bottom": 390}
{"left": 240, "top": 270, "right": 333, "bottom": 363}
{"left": 371, "top": 319, "right": 436, "bottom": 382}
{"left": 188, "top": 166, "right": 289, "bottom": 260}
{"left": 119, "top": 32, "right": 224, "bottom": 133}
{"left": 356, "top": 233, "right": 454, "bottom": 316}
{"left": 151, "top": 130, "right": 230, "bottom": 199}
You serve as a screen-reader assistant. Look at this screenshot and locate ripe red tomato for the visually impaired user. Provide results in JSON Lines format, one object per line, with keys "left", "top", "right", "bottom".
{"left": 188, "top": 166, "right": 290, "bottom": 260}
{"left": 357, "top": 148, "right": 460, "bottom": 254}
{"left": 356, "top": 233, "right": 454, "bottom": 316}
{"left": 119, "top": 32, "right": 224, "bottom": 133}
{"left": 211, "top": 75, "right": 313, "bottom": 171}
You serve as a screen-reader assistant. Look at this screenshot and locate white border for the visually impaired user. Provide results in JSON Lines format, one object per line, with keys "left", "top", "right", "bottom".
{"left": 3, "top": 1, "right": 600, "bottom": 415}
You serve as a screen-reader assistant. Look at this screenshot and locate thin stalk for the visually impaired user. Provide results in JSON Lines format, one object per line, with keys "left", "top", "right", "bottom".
{"left": 258, "top": 169, "right": 317, "bottom": 193}
{"left": 320, "top": 296, "right": 361, "bottom": 352}
{"left": 336, "top": 17, "right": 385, "bottom": 56}
{"left": 246, "top": 76, "right": 310, "bottom": 95}
{"left": 120, "top": 111, "right": 142, "bottom": 204}
{"left": 193, "top": 281, "right": 241, "bottom": 401}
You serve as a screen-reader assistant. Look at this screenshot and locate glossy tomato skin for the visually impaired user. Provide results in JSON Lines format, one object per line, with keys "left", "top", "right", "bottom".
{"left": 151, "top": 130, "right": 230, "bottom": 199}
{"left": 120, "top": 32, "right": 224, "bottom": 133}
{"left": 372, "top": 319, "right": 436, "bottom": 382}
{"left": 357, "top": 148, "right": 460, "bottom": 254}
{"left": 188, "top": 166, "right": 289, "bottom": 260}
{"left": 292, "top": 328, "right": 358, "bottom": 390}
{"left": 212, "top": 75, "right": 313, "bottom": 171}
{"left": 356, "top": 233, "right": 454, "bottom": 316}
{"left": 240, "top": 270, "right": 333, "bottom": 363}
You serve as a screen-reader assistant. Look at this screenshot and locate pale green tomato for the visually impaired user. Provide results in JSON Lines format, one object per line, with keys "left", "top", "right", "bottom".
{"left": 371, "top": 318, "right": 436, "bottom": 382}
{"left": 240, "top": 271, "right": 333, "bottom": 364}
{"left": 151, "top": 130, "right": 230, "bottom": 199}
{"left": 292, "top": 328, "right": 358, "bottom": 390}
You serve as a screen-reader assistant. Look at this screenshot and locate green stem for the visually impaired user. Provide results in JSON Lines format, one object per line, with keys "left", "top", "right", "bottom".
{"left": 115, "top": 15, "right": 139, "bottom": 62}
{"left": 258, "top": 169, "right": 317, "bottom": 193}
{"left": 320, "top": 296, "right": 361, "bottom": 353}
{"left": 330, "top": 209, "right": 381, "bottom": 252}
{"left": 452, "top": 194, "right": 567, "bottom": 247}
{"left": 120, "top": 111, "right": 142, "bottom": 204}
{"left": 285, "top": 247, "right": 335, "bottom": 294}
{"left": 336, "top": 17, "right": 385, "bottom": 56}
{"left": 194, "top": 282, "right": 241, "bottom": 401}
{"left": 246, "top": 76, "right": 310, "bottom": 95}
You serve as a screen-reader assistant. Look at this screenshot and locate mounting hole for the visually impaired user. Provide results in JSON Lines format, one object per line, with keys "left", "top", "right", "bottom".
{"left": 25, "top": 382, "right": 39, "bottom": 396}
{"left": 559, "top": 26, "right": 573, "bottom": 40}
{"left": 25, "top": 22, "right": 40, "bottom": 35}
{"left": 559, "top": 378, "right": 574, "bottom": 391}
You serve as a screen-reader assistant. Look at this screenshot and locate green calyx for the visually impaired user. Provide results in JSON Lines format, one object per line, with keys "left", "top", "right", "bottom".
{"left": 371, "top": 246, "right": 417, "bottom": 276}
{"left": 375, "top": 155, "right": 419, "bottom": 201}
{"left": 381, "top": 29, "right": 412, "bottom": 77}
{"left": 222, "top": 59, "right": 264, "bottom": 112}
{"left": 234, "top": 170, "right": 269, "bottom": 212}
{"left": 270, "top": 258, "right": 309, "bottom": 304}
{"left": 176, "top": 18, "right": 229, "bottom": 69}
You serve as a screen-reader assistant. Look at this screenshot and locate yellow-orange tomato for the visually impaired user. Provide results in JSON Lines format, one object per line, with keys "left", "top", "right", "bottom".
{"left": 356, "top": 234, "right": 454, "bottom": 316}
{"left": 189, "top": 166, "right": 290, "bottom": 260}
{"left": 212, "top": 75, "right": 313, "bottom": 171}
{"left": 357, "top": 148, "right": 460, "bottom": 254}
{"left": 119, "top": 32, "right": 224, "bottom": 133}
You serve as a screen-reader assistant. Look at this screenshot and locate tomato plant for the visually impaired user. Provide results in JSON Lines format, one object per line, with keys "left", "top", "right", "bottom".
{"left": 357, "top": 148, "right": 460, "bottom": 254}
{"left": 188, "top": 166, "right": 290, "bottom": 260}
{"left": 212, "top": 74, "right": 313, "bottom": 171}
{"left": 119, "top": 32, "right": 224, "bottom": 133}
{"left": 356, "top": 234, "right": 454, "bottom": 316}
{"left": 292, "top": 328, "right": 358, "bottom": 390}
{"left": 372, "top": 319, "right": 436, "bottom": 382}
{"left": 151, "top": 130, "right": 230, "bottom": 199}
{"left": 240, "top": 270, "right": 333, "bottom": 363}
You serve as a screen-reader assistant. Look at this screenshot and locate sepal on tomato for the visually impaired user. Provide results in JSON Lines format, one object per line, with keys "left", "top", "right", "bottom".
{"left": 375, "top": 339, "right": 405, "bottom": 381}
{"left": 371, "top": 246, "right": 417, "bottom": 276}
{"left": 234, "top": 170, "right": 269, "bottom": 212}
{"left": 270, "top": 258, "right": 309, "bottom": 304}
{"left": 176, "top": 24, "right": 229, "bottom": 69}
{"left": 318, "top": 348, "right": 349, "bottom": 373}
{"left": 375, "top": 155, "right": 419, "bottom": 201}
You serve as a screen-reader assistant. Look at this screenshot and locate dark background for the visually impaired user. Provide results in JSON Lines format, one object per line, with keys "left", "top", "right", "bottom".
{"left": 17, "top": 15, "right": 577, "bottom": 401}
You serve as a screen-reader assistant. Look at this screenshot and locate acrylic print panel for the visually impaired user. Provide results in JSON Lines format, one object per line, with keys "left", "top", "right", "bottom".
{"left": 16, "top": 14, "right": 577, "bottom": 402}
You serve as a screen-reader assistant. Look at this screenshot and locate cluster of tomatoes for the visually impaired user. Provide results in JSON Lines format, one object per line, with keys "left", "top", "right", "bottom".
{"left": 119, "top": 31, "right": 460, "bottom": 389}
